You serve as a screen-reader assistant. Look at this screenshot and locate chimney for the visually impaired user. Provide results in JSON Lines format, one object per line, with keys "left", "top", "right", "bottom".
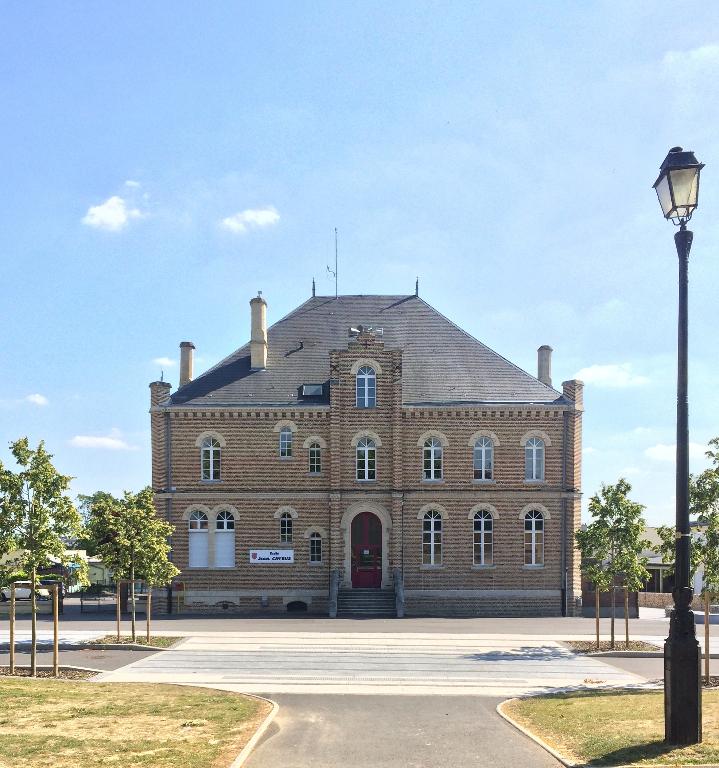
{"left": 537, "top": 345, "right": 553, "bottom": 387}
{"left": 250, "top": 292, "right": 268, "bottom": 370}
{"left": 179, "top": 341, "right": 195, "bottom": 387}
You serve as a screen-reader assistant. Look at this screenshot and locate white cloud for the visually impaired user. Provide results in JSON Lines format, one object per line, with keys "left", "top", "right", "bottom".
{"left": 25, "top": 393, "right": 48, "bottom": 406}
{"left": 221, "top": 206, "right": 280, "bottom": 234}
{"left": 152, "top": 356, "right": 176, "bottom": 367}
{"left": 663, "top": 44, "right": 719, "bottom": 72}
{"left": 82, "top": 196, "right": 143, "bottom": 232}
{"left": 69, "top": 428, "right": 137, "bottom": 451}
{"left": 573, "top": 363, "right": 649, "bottom": 388}
{"left": 583, "top": 447, "right": 597, "bottom": 455}
{"left": 124, "top": 179, "right": 141, "bottom": 188}
{"left": 644, "top": 443, "right": 707, "bottom": 462}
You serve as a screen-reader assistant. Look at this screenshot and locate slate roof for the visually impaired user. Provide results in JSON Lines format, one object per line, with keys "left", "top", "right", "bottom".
{"left": 169, "top": 295, "right": 564, "bottom": 408}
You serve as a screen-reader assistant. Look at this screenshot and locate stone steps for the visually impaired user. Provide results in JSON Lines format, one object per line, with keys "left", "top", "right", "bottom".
{"left": 337, "top": 589, "right": 396, "bottom": 617}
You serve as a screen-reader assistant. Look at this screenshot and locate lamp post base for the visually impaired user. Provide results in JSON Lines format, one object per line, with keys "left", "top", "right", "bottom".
{"left": 664, "top": 606, "right": 702, "bottom": 745}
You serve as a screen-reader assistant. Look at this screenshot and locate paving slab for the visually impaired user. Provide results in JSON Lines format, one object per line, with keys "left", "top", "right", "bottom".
{"left": 95, "top": 631, "right": 644, "bottom": 696}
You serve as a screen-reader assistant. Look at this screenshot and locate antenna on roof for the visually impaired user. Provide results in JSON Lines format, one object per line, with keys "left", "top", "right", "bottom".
{"left": 160, "top": 370, "right": 164, "bottom": 382}
{"left": 415, "top": 276, "right": 419, "bottom": 297}
{"left": 327, "top": 228, "right": 338, "bottom": 298}
{"left": 312, "top": 277, "right": 316, "bottom": 297}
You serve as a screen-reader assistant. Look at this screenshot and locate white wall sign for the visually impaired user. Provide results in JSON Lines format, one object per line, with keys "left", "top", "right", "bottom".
{"left": 250, "top": 549, "right": 294, "bottom": 564}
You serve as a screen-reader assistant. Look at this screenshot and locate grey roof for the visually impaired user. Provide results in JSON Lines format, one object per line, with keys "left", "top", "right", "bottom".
{"left": 169, "top": 295, "right": 564, "bottom": 408}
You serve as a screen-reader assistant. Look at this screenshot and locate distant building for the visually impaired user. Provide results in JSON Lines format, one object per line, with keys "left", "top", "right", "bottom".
{"left": 149, "top": 293, "right": 584, "bottom": 616}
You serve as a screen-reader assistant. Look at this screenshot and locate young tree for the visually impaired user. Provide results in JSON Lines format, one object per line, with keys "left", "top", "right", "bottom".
{"left": 659, "top": 442, "right": 719, "bottom": 683}
{"left": 0, "top": 438, "right": 85, "bottom": 674}
{"left": 580, "top": 479, "right": 649, "bottom": 649}
{"left": 576, "top": 516, "right": 613, "bottom": 650}
{"left": 85, "top": 487, "right": 179, "bottom": 641}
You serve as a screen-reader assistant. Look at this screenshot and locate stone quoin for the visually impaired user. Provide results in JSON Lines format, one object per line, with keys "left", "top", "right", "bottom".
{"left": 149, "top": 293, "right": 583, "bottom": 616}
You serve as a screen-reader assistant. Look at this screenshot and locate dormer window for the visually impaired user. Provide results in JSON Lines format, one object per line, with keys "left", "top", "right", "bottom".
{"left": 302, "top": 384, "right": 323, "bottom": 397}
{"left": 356, "top": 366, "right": 376, "bottom": 408}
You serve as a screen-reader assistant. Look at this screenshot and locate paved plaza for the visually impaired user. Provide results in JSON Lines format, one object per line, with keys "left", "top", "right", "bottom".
{"left": 95, "top": 630, "right": 644, "bottom": 696}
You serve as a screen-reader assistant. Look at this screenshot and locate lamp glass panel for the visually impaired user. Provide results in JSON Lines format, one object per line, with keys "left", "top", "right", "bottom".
{"left": 655, "top": 174, "right": 673, "bottom": 218}
{"left": 668, "top": 167, "right": 699, "bottom": 212}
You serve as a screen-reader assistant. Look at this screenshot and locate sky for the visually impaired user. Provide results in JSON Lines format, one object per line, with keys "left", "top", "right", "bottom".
{"left": 1, "top": 2, "right": 718, "bottom": 525}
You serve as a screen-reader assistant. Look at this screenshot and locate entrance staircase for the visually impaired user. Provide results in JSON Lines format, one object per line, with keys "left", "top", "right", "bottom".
{"left": 337, "top": 588, "right": 396, "bottom": 617}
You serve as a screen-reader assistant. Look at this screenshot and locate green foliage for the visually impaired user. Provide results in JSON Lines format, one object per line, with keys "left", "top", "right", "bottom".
{"left": 577, "top": 478, "right": 650, "bottom": 591}
{"left": 85, "top": 487, "right": 179, "bottom": 587}
{"left": 0, "top": 437, "right": 85, "bottom": 579}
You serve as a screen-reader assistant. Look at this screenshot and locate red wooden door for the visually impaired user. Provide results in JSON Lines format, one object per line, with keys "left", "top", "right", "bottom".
{"left": 351, "top": 512, "right": 382, "bottom": 588}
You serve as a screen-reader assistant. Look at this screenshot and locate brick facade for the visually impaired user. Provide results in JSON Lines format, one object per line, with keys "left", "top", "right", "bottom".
{"left": 150, "top": 304, "right": 583, "bottom": 617}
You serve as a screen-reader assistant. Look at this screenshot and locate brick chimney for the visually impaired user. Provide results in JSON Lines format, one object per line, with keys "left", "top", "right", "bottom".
{"left": 537, "top": 345, "right": 553, "bottom": 386}
{"left": 179, "top": 341, "right": 195, "bottom": 387}
{"left": 250, "top": 292, "right": 268, "bottom": 370}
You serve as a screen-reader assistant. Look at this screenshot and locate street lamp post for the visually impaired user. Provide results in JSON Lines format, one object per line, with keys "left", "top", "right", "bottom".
{"left": 653, "top": 146, "right": 705, "bottom": 745}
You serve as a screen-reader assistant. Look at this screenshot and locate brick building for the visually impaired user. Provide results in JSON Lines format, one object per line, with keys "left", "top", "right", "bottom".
{"left": 150, "top": 293, "right": 583, "bottom": 616}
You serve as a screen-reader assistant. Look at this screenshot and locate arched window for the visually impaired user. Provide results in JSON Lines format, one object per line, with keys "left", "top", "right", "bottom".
{"left": 188, "top": 510, "right": 209, "bottom": 568}
{"left": 279, "top": 427, "right": 293, "bottom": 458}
{"left": 309, "top": 532, "right": 323, "bottom": 563}
{"left": 280, "top": 512, "right": 293, "bottom": 543}
{"left": 308, "top": 442, "right": 322, "bottom": 474}
{"left": 215, "top": 511, "right": 235, "bottom": 568}
{"left": 423, "top": 437, "right": 443, "bottom": 480}
{"left": 525, "top": 437, "right": 545, "bottom": 481}
{"left": 201, "top": 437, "right": 221, "bottom": 481}
{"left": 473, "top": 511, "right": 493, "bottom": 565}
{"left": 356, "top": 366, "right": 376, "bottom": 408}
{"left": 524, "top": 510, "right": 544, "bottom": 565}
{"left": 356, "top": 437, "right": 376, "bottom": 480}
{"left": 473, "top": 437, "right": 493, "bottom": 481}
{"left": 422, "top": 510, "right": 443, "bottom": 565}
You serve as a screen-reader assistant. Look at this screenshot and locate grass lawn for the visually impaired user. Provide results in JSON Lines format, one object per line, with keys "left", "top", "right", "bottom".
{"left": 504, "top": 689, "right": 719, "bottom": 766}
{"left": 90, "top": 635, "right": 180, "bottom": 648}
{"left": 0, "top": 679, "right": 270, "bottom": 768}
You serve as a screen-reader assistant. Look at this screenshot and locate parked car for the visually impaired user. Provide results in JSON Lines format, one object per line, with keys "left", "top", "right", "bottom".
{"left": 0, "top": 582, "right": 51, "bottom": 601}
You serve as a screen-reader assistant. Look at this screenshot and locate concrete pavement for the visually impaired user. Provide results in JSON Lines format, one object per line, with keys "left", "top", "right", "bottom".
{"left": 95, "top": 631, "right": 644, "bottom": 696}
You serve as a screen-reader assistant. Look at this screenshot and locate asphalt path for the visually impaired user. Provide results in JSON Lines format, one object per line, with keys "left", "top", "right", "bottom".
{"left": 247, "top": 694, "right": 561, "bottom": 768}
{"left": 0, "top": 647, "right": 157, "bottom": 671}
{"left": 7, "top": 600, "right": 691, "bottom": 638}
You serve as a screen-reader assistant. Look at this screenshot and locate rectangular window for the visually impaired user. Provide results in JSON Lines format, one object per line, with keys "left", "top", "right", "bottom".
{"left": 473, "top": 521, "right": 493, "bottom": 565}
{"left": 309, "top": 445, "right": 321, "bottom": 474}
{"left": 422, "top": 518, "right": 442, "bottom": 565}
{"left": 302, "top": 384, "right": 323, "bottom": 396}
{"left": 310, "top": 536, "right": 322, "bottom": 563}
{"left": 524, "top": 530, "right": 544, "bottom": 565}
{"left": 280, "top": 516, "right": 293, "bottom": 543}
{"left": 280, "top": 430, "right": 293, "bottom": 457}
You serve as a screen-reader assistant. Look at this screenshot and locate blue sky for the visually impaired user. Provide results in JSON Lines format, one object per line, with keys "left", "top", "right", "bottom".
{"left": 1, "top": 2, "right": 717, "bottom": 524}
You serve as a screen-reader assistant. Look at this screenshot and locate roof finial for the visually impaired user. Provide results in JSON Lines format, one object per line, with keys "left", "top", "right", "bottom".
{"left": 312, "top": 277, "right": 316, "bottom": 297}
{"left": 415, "top": 276, "right": 419, "bottom": 297}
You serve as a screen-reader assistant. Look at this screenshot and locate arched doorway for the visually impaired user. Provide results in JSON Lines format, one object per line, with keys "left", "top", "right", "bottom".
{"left": 351, "top": 511, "right": 382, "bottom": 588}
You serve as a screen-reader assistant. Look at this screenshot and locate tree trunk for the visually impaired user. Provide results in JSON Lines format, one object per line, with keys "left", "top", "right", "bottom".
{"left": 595, "top": 587, "right": 600, "bottom": 650}
{"left": 610, "top": 586, "right": 615, "bottom": 650}
{"left": 130, "top": 563, "right": 136, "bottom": 643}
{"left": 146, "top": 588, "right": 152, "bottom": 644}
{"left": 116, "top": 580, "right": 121, "bottom": 641}
{"left": 624, "top": 586, "right": 629, "bottom": 648}
{"left": 9, "top": 584, "right": 15, "bottom": 674}
{"left": 53, "top": 584, "right": 59, "bottom": 678}
{"left": 706, "top": 591, "right": 711, "bottom": 686}
{"left": 30, "top": 566, "right": 37, "bottom": 677}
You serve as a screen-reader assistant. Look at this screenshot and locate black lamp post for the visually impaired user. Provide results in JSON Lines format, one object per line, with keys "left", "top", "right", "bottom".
{"left": 653, "top": 146, "right": 705, "bottom": 745}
